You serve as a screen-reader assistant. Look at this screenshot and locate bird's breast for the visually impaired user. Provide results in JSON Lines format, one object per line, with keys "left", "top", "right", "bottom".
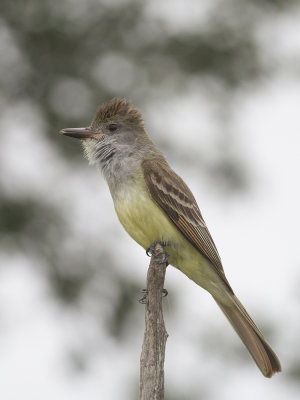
{"left": 113, "top": 175, "right": 179, "bottom": 250}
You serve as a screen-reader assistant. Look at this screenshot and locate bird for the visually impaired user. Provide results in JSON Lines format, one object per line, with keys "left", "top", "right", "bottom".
{"left": 60, "top": 97, "right": 281, "bottom": 377}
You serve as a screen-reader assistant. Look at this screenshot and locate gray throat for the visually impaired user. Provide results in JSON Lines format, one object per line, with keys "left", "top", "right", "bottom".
{"left": 83, "top": 137, "right": 143, "bottom": 194}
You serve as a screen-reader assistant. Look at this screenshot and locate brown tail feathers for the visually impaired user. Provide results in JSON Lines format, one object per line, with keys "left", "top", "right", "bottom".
{"left": 214, "top": 294, "right": 281, "bottom": 377}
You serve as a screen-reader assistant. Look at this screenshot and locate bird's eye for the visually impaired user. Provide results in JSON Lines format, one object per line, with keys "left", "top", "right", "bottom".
{"left": 108, "top": 124, "right": 118, "bottom": 132}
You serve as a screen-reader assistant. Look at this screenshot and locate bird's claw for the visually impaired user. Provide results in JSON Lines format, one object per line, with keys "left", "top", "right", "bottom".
{"left": 145, "top": 241, "right": 169, "bottom": 265}
{"left": 138, "top": 288, "right": 168, "bottom": 304}
{"left": 138, "top": 289, "right": 148, "bottom": 304}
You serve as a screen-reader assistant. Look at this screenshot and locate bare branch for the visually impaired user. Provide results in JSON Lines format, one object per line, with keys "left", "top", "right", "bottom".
{"left": 139, "top": 242, "right": 169, "bottom": 400}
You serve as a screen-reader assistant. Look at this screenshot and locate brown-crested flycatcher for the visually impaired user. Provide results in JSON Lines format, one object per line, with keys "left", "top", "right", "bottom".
{"left": 60, "top": 98, "right": 281, "bottom": 377}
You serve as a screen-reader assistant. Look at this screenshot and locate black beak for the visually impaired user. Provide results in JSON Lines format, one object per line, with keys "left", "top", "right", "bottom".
{"left": 60, "top": 127, "right": 98, "bottom": 140}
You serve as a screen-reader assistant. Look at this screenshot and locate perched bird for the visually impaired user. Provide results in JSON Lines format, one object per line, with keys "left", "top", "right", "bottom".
{"left": 60, "top": 98, "right": 281, "bottom": 377}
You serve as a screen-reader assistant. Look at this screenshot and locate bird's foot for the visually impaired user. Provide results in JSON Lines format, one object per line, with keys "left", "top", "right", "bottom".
{"left": 138, "top": 288, "right": 168, "bottom": 304}
{"left": 138, "top": 289, "right": 148, "bottom": 304}
{"left": 145, "top": 241, "right": 169, "bottom": 266}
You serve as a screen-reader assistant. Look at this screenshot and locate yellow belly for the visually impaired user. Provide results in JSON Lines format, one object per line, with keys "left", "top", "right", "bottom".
{"left": 114, "top": 179, "right": 178, "bottom": 250}
{"left": 113, "top": 178, "right": 227, "bottom": 298}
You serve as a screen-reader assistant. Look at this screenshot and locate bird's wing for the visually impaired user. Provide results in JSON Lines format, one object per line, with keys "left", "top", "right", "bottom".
{"left": 142, "top": 159, "right": 232, "bottom": 292}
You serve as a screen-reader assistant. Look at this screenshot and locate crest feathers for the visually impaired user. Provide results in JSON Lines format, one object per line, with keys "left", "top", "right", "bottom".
{"left": 91, "top": 98, "right": 144, "bottom": 128}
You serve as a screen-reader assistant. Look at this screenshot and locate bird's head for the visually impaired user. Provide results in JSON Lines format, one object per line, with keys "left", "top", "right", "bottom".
{"left": 60, "top": 98, "right": 145, "bottom": 143}
{"left": 60, "top": 98, "right": 157, "bottom": 172}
